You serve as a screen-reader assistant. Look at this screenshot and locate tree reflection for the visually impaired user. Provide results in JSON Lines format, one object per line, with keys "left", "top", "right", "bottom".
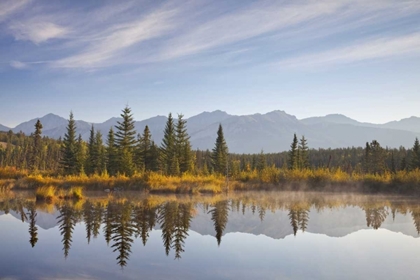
{"left": 364, "top": 205, "right": 388, "bottom": 230}
{"left": 411, "top": 206, "right": 420, "bottom": 234}
{"left": 110, "top": 201, "right": 134, "bottom": 268}
{"left": 209, "top": 200, "right": 230, "bottom": 246}
{"left": 288, "top": 209, "right": 299, "bottom": 236}
{"left": 132, "top": 202, "right": 157, "bottom": 246}
{"left": 157, "top": 202, "right": 193, "bottom": 259}
{"left": 288, "top": 204, "right": 310, "bottom": 235}
{"left": 5, "top": 192, "right": 420, "bottom": 269}
{"left": 27, "top": 202, "right": 38, "bottom": 247}
{"left": 57, "top": 203, "right": 78, "bottom": 258}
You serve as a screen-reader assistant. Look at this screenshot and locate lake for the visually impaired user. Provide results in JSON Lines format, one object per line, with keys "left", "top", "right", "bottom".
{"left": 1, "top": 191, "right": 420, "bottom": 280}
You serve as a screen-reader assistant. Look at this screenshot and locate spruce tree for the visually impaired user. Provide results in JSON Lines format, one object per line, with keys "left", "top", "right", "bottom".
{"left": 175, "top": 114, "right": 193, "bottom": 174}
{"left": 256, "top": 150, "right": 266, "bottom": 172}
{"left": 95, "top": 130, "right": 105, "bottom": 174}
{"left": 160, "top": 113, "right": 176, "bottom": 175}
{"left": 212, "top": 124, "right": 228, "bottom": 174}
{"left": 410, "top": 138, "right": 420, "bottom": 170}
{"left": 299, "top": 136, "right": 309, "bottom": 169}
{"left": 30, "top": 119, "right": 43, "bottom": 170}
{"left": 86, "top": 125, "right": 97, "bottom": 175}
{"left": 60, "top": 112, "right": 78, "bottom": 175}
{"left": 363, "top": 142, "right": 371, "bottom": 173}
{"left": 288, "top": 134, "right": 298, "bottom": 170}
{"left": 137, "top": 126, "right": 152, "bottom": 171}
{"left": 75, "top": 134, "right": 86, "bottom": 175}
{"left": 391, "top": 152, "right": 396, "bottom": 173}
{"left": 149, "top": 142, "right": 160, "bottom": 172}
{"left": 106, "top": 128, "right": 118, "bottom": 176}
{"left": 115, "top": 106, "right": 136, "bottom": 176}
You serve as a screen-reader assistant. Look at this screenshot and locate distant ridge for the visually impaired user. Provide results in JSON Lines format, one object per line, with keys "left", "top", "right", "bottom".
{"left": 3, "top": 110, "right": 420, "bottom": 153}
{"left": 0, "top": 124, "right": 10, "bottom": 132}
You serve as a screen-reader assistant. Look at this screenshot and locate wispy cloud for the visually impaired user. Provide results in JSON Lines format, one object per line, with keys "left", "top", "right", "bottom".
{"left": 2, "top": 0, "right": 420, "bottom": 71}
{"left": 10, "top": 60, "right": 28, "bottom": 69}
{"left": 276, "top": 33, "right": 420, "bottom": 68}
{"left": 0, "top": 0, "right": 29, "bottom": 22}
{"left": 52, "top": 4, "right": 180, "bottom": 68}
{"left": 154, "top": 1, "right": 343, "bottom": 61}
{"left": 9, "top": 20, "right": 68, "bottom": 44}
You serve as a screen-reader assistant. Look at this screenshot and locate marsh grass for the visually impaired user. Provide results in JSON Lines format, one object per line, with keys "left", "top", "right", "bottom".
{"left": 36, "top": 185, "right": 84, "bottom": 201}
{"left": 4, "top": 168, "right": 420, "bottom": 194}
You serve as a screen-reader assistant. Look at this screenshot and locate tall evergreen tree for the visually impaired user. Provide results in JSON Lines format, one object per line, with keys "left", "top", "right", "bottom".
{"left": 75, "top": 134, "right": 86, "bottom": 175}
{"left": 175, "top": 114, "right": 193, "bottom": 174}
{"left": 60, "top": 112, "right": 78, "bottom": 175}
{"left": 212, "top": 124, "right": 228, "bottom": 174}
{"left": 299, "top": 136, "right": 309, "bottom": 169}
{"left": 137, "top": 126, "right": 152, "bottom": 171}
{"left": 149, "top": 142, "right": 161, "bottom": 172}
{"left": 106, "top": 128, "right": 118, "bottom": 176}
{"left": 369, "top": 140, "right": 386, "bottom": 175}
{"left": 30, "top": 120, "right": 43, "bottom": 171}
{"left": 115, "top": 106, "right": 136, "bottom": 176}
{"left": 364, "top": 142, "right": 371, "bottom": 173}
{"left": 256, "top": 150, "right": 266, "bottom": 172}
{"left": 288, "top": 134, "right": 299, "bottom": 170}
{"left": 95, "top": 130, "right": 105, "bottom": 174}
{"left": 86, "top": 125, "right": 97, "bottom": 175}
{"left": 160, "top": 113, "right": 176, "bottom": 175}
{"left": 391, "top": 152, "right": 396, "bottom": 173}
{"left": 410, "top": 138, "right": 420, "bottom": 170}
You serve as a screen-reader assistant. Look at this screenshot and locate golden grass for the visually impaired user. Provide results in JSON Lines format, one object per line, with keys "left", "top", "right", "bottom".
{"left": 3, "top": 167, "right": 420, "bottom": 194}
{"left": 35, "top": 186, "right": 56, "bottom": 202}
{"left": 36, "top": 185, "right": 84, "bottom": 201}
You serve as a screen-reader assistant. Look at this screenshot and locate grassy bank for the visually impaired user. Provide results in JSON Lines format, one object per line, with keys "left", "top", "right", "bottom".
{"left": 1, "top": 167, "right": 420, "bottom": 194}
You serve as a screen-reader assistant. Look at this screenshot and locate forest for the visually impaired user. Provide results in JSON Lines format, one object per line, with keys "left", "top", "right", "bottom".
{"left": 1, "top": 106, "right": 420, "bottom": 194}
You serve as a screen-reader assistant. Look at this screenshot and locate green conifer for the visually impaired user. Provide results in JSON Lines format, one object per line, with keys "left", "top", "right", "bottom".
{"left": 212, "top": 124, "right": 228, "bottom": 174}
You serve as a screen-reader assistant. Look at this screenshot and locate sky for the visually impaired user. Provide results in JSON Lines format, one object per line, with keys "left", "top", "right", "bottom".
{"left": 0, "top": 0, "right": 420, "bottom": 127}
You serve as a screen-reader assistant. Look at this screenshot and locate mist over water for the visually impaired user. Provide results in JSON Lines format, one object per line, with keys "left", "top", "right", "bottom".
{"left": 1, "top": 191, "right": 420, "bottom": 280}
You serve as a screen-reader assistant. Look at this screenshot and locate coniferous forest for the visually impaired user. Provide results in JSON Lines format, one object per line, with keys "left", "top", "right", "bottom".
{"left": 1, "top": 106, "right": 420, "bottom": 194}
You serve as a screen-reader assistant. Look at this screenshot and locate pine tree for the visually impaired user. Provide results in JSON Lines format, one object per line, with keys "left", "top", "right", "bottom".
{"left": 115, "top": 106, "right": 136, "bottom": 176}
{"left": 95, "top": 130, "right": 105, "bottom": 174}
{"left": 30, "top": 119, "right": 43, "bottom": 171}
{"left": 364, "top": 142, "right": 371, "bottom": 173}
{"left": 212, "top": 124, "right": 228, "bottom": 174}
{"left": 75, "top": 134, "right": 86, "bottom": 175}
{"left": 175, "top": 114, "right": 193, "bottom": 174}
{"left": 149, "top": 142, "right": 160, "bottom": 172}
{"left": 160, "top": 113, "right": 176, "bottom": 175}
{"left": 106, "top": 128, "right": 118, "bottom": 176}
{"left": 391, "top": 152, "right": 396, "bottom": 173}
{"left": 86, "top": 125, "right": 97, "bottom": 175}
{"left": 60, "top": 112, "right": 78, "bottom": 175}
{"left": 410, "top": 138, "right": 420, "bottom": 170}
{"left": 256, "top": 150, "right": 266, "bottom": 172}
{"left": 137, "top": 126, "right": 152, "bottom": 171}
{"left": 299, "top": 136, "right": 309, "bottom": 169}
{"left": 369, "top": 140, "right": 386, "bottom": 175}
{"left": 288, "top": 134, "right": 299, "bottom": 170}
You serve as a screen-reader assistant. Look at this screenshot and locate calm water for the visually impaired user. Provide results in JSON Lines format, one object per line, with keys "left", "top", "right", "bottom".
{"left": 1, "top": 191, "right": 420, "bottom": 280}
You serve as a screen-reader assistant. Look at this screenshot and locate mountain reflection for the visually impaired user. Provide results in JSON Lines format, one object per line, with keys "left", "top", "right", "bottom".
{"left": 2, "top": 191, "right": 420, "bottom": 268}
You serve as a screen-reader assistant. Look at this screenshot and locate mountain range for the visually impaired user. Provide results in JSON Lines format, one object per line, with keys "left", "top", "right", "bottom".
{"left": 1, "top": 111, "right": 420, "bottom": 153}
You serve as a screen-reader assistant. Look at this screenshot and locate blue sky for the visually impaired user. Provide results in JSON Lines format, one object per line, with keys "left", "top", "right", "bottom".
{"left": 0, "top": 0, "right": 420, "bottom": 127}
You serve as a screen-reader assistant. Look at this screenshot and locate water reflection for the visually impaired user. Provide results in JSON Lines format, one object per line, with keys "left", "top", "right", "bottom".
{"left": 2, "top": 191, "right": 420, "bottom": 268}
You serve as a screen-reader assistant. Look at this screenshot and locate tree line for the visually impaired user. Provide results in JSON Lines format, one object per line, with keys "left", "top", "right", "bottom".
{"left": 1, "top": 106, "right": 420, "bottom": 177}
